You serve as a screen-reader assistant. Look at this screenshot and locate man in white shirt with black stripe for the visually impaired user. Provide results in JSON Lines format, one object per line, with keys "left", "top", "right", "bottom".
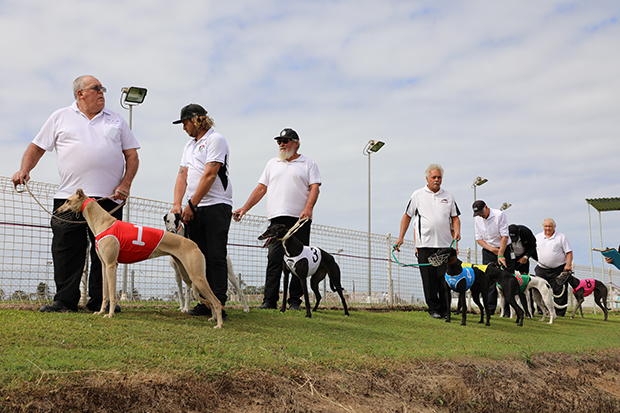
{"left": 395, "top": 164, "right": 461, "bottom": 319}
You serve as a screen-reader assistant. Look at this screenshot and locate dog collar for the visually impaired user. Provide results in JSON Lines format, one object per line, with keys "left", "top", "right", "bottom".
{"left": 81, "top": 198, "right": 96, "bottom": 212}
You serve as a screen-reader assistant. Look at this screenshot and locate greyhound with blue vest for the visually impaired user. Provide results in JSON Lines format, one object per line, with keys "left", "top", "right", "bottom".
{"left": 438, "top": 247, "right": 491, "bottom": 326}
{"left": 258, "top": 221, "right": 349, "bottom": 318}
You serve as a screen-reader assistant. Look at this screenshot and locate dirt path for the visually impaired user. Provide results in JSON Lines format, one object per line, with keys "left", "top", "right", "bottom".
{"left": 2, "top": 351, "right": 619, "bottom": 412}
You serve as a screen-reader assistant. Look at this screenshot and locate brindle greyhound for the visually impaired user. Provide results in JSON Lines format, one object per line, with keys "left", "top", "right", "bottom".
{"left": 556, "top": 270, "right": 609, "bottom": 321}
{"left": 258, "top": 222, "right": 349, "bottom": 318}
{"left": 438, "top": 247, "right": 491, "bottom": 326}
{"left": 56, "top": 189, "right": 223, "bottom": 328}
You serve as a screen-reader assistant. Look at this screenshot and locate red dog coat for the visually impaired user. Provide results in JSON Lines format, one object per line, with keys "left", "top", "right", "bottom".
{"left": 82, "top": 198, "right": 165, "bottom": 263}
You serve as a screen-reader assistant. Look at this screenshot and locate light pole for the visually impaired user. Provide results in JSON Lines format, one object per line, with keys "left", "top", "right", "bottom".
{"left": 120, "top": 86, "right": 148, "bottom": 129}
{"left": 119, "top": 86, "right": 147, "bottom": 300}
{"left": 363, "top": 140, "right": 385, "bottom": 297}
{"left": 472, "top": 176, "right": 488, "bottom": 264}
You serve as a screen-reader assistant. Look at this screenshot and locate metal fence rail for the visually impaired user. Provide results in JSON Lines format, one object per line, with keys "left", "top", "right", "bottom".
{"left": 1, "top": 177, "right": 618, "bottom": 312}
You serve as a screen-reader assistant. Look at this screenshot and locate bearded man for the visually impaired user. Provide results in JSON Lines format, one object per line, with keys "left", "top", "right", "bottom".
{"left": 233, "top": 128, "right": 321, "bottom": 310}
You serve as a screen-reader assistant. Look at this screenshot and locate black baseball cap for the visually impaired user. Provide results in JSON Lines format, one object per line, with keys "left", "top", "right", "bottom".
{"left": 274, "top": 128, "right": 299, "bottom": 141}
{"left": 508, "top": 224, "right": 518, "bottom": 241}
{"left": 172, "top": 104, "right": 207, "bottom": 124}
{"left": 472, "top": 200, "right": 486, "bottom": 217}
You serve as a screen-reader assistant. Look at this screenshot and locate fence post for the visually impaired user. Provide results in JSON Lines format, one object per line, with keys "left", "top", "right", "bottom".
{"left": 121, "top": 198, "right": 130, "bottom": 301}
{"left": 386, "top": 233, "right": 393, "bottom": 306}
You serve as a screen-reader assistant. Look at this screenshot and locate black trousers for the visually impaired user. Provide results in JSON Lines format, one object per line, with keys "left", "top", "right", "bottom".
{"left": 51, "top": 198, "right": 123, "bottom": 311}
{"left": 416, "top": 248, "right": 448, "bottom": 315}
{"left": 535, "top": 264, "right": 568, "bottom": 317}
{"left": 186, "top": 203, "right": 232, "bottom": 306}
{"left": 263, "top": 216, "right": 310, "bottom": 307}
{"left": 482, "top": 245, "right": 515, "bottom": 315}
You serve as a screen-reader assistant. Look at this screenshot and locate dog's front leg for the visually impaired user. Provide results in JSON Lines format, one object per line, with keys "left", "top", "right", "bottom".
{"left": 281, "top": 264, "right": 290, "bottom": 313}
{"left": 444, "top": 281, "right": 452, "bottom": 323}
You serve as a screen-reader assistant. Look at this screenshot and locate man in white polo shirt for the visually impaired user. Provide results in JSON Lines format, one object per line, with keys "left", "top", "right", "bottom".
{"left": 473, "top": 200, "right": 515, "bottom": 315}
{"left": 535, "top": 218, "right": 572, "bottom": 317}
{"left": 12, "top": 75, "right": 140, "bottom": 313}
{"left": 233, "top": 128, "right": 321, "bottom": 311}
{"left": 172, "top": 104, "right": 233, "bottom": 320}
{"left": 395, "top": 164, "right": 461, "bottom": 319}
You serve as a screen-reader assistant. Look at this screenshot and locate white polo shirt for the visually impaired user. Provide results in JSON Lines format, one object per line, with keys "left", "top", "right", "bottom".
{"left": 258, "top": 154, "right": 321, "bottom": 219}
{"left": 180, "top": 127, "right": 232, "bottom": 207}
{"left": 535, "top": 231, "right": 572, "bottom": 269}
{"left": 474, "top": 208, "right": 511, "bottom": 248}
{"left": 405, "top": 186, "right": 460, "bottom": 248}
{"left": 33, "top": 102, "right": 140, "bottom": 199}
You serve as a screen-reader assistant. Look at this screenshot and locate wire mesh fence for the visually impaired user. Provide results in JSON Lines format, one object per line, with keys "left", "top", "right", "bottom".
{"left": 1, "top": 176, "right": 618, "bottom": 312}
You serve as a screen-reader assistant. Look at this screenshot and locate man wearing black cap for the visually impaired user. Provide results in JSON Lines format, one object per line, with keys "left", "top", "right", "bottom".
{"left": 473, "top": 200, "right": 515, "bottom": 315}
{"left": 233, "top": 128, "right": 321, "bottom": 310}
{"left": 171, "top": 104, "right": 232, "bottom": 319}
{"left": 508, "top": 224, "right": 537, "bottom": 275}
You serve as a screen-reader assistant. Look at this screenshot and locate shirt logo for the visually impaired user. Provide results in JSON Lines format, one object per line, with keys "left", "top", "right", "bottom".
{"left": 440, "top": 198, "right": 449, "bottom": 203}
{"left": 198, "top": 144, "right": 205, "bottom": 152}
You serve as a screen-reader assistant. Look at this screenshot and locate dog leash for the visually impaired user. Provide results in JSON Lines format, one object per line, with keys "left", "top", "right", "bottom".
{"left": 16, "top": 181, "right": 126, "bottom": 225}
{"left": 391, "top": 239, "right": 457, "bottom": 267}
{"left": 281, "top": 217, "right": 310, "bottom": 242}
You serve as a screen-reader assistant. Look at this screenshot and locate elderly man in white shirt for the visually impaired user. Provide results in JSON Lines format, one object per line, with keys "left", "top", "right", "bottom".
{"left": 395, "top": 164, "right": 461, "bottom": 319}
{"left": 473, "top": 200, "right": 515, "bottom": 316}
{"left": 535, "top": 218, "right": 572, "bottom": 316}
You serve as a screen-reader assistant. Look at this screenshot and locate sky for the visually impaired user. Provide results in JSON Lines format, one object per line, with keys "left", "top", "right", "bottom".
{"left": 1, "top": 0, "right": 619, "bottom": 266}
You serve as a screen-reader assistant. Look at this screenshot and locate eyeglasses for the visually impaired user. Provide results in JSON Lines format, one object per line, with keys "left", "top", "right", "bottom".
{"left": 84, "top": 85, "right": 107, "bottom": 93}
{"left": 276, "top": 138, "right": 292, "bottom": 145}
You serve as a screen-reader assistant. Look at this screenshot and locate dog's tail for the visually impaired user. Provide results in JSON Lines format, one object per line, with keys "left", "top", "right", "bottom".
{"left": 552, "top": 284, "right": 566, "bottom": 299}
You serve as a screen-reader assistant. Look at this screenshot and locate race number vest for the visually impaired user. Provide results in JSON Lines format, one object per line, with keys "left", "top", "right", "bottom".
{"left": 95, "top": 220, "right": 165, "bottom": 264}
{"left": 572, "top": 279, "right": 596, "bottom": 298}
{"left": 285, "top": 246, "right": 322, "bottom": 277}
{"left": 445, "top": 266, "right": 475, "bottom": 292}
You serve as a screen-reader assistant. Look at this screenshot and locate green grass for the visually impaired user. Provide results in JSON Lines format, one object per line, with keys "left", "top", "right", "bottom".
{"left": 1, "top": 305, "right": 617, "bottom": 388}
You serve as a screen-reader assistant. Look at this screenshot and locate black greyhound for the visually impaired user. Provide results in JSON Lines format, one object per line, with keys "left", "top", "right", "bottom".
{"left": 485, "top": 262, "right": 526, "bottom": 327}
{"left": 258, "top": 223, "right": 349, "bottom": 318}
{"left": 438, "top": 247, "right": 491, "bottom": 326}
{"left": 556, "top": 270, "right": 608, "bottom": 321}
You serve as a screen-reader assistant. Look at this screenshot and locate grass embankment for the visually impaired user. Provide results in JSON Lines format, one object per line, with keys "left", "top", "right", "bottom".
{"left": 1, "top": 304, "right": 617, "bottom": 388}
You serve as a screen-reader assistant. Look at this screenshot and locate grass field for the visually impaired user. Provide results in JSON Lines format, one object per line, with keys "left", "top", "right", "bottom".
{"left": 1, "top": 303, "right": 619, "bottom": 412}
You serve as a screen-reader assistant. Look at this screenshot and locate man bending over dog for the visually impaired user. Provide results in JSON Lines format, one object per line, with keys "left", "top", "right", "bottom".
{"left": 395, "top": 164, "right": 461, "bottom": 319}
{"left": 172, "top": 104, "right": 233, "bottom": 320}
{"left": 12, "top": 75, "right": 140, "bottom": 313}
{"left": 473, "top": 200, "right": 515, "bottom": 316}
{"left": 233, "top": 128, "right": 321, "bottom": 311}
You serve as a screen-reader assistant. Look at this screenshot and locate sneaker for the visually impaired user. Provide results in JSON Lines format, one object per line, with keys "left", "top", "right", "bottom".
{"left": 40, "top": 301, "right": 75, "bottom": 313}
{"left": 430, "top": 312, "right": 442, "bottom": 319}
{"left": 289, "top": 304, "right": 302, "bottom": 311}
{"left": 188, "top": 303, "right": 212, "bottom": 316}
{"left": 258, "top": 302, "right": 277, "bottom": 309}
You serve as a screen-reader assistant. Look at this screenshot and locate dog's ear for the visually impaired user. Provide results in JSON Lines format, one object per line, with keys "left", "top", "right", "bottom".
{"left": 76, "top": 188, "right": 85, "bottom": 198}
{"left": 174, "top": 213, "right": 181, "bottom": 226}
